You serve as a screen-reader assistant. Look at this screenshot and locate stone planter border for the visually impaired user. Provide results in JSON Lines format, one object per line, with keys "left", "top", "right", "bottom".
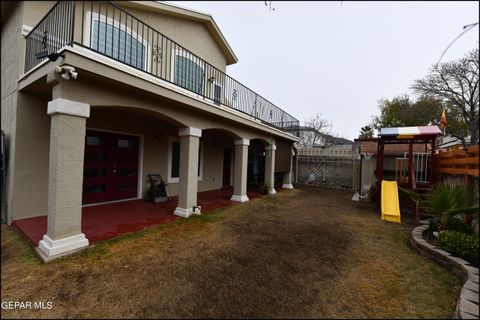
{"left": 410, "top": 224, "right": 479, "bottom": 319}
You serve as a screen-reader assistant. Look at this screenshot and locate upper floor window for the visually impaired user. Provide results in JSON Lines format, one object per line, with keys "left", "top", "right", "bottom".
{"left": 84, "top": 12, "right": 148, "bottom": 71}
{"left": 172, "top": 50, "right": 204, "bottom": 95}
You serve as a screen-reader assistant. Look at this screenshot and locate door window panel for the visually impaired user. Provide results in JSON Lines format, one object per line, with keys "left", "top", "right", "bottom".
{"left": 84, "top": 168, "right": 107, "bottom": 178}
{"left": 118, "top": 139, "right": 136, "bottom": 149}
{"left": 84, "top": 184, "right": 107, "bottom": 194}
{"left": 86, "top": 136, "right": 104, "bottom": 146}
{"left": 85, "top": 153, "right": 108, "bottom": 162}
{"left": 116, "top": 182, "right": 134, "bottom": 191}
{"left": 117, "top": 168, "right": 135, "bottom": 176}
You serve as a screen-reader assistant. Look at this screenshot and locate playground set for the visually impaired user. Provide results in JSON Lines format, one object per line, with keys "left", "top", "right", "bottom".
{"left": 374, "top": 125, "right": 442, "bottom": 223}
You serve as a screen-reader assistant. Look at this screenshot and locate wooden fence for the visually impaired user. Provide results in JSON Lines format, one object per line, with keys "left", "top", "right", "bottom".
{"left": 436, "top": 144, "right": 479, "bottom": 179}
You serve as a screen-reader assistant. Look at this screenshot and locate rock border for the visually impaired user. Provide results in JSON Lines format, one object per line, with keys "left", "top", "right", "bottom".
{"left": 411, "top": 224, "right": 479, "bottom": 319}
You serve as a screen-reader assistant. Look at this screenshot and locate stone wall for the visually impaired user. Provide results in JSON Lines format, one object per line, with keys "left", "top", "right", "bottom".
{"left": 297, "top": 159, "right": 356, "bottom": 189}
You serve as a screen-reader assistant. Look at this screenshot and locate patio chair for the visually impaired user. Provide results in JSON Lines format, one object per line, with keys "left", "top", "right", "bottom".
{"left": 145, "top": 174, "right": 168, "bottom": 203}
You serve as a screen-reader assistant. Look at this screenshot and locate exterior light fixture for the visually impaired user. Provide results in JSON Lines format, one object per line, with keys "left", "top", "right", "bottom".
{"left": 55, "top": 65, "right": 78, "bottom": 80}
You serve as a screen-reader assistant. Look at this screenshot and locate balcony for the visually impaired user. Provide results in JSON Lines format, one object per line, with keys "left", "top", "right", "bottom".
{"left": 24, "top": 1, "right": 299, "bottom": 134}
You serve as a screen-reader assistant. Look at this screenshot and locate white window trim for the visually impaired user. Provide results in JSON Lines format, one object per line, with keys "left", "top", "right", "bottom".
{"left": 82, "top": 11, "right": 151, "bottom": 72}
{"left": 170, "top": 48, "right": 205, "bottom": 94}
{"left": 168, "top": 137, "right": 203, "bottom": 183}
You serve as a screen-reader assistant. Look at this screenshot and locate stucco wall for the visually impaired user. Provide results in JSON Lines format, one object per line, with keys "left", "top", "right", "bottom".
{"left": 1, "top": 2, "right": 24, "bottom": 223}
{"left": 21, "top": 1, "right": 227, "bottom": 72}
{"left": 22, "top": 1, "right": 56, "bottom": 27}
{"left": 51, "top": 74, "right": 278, "bottom": 144}
{"left": 120, "top": 5, "right": 227, "bottom": 71}
{"left": 87, "top": 108, "right": 226, "bottom": 198}
{"left": 8, "top": 92, "right": 51, "bottom": 221}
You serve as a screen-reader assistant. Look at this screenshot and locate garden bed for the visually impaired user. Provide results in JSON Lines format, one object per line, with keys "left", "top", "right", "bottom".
{"left": 411, "top": 224, "right": 479, "bottom": 319}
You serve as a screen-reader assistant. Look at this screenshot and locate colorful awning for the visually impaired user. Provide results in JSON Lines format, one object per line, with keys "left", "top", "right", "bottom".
{"left": 380, "top": 125, "right": 442, "bottom": 137}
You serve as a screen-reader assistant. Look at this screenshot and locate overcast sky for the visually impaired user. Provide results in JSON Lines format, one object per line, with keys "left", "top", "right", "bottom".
{"left": 169, "top": 1, "right": 479, "bottom": 140}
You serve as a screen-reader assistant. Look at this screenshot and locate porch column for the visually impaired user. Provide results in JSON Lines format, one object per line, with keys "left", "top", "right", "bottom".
{"left": 174, "top": 127, "right": 202, "bottom": 218}
{"left": 282, "top": 145, "right": 294, "bottom": 189}
{"left": 37, "top": 98, "right": 90, "bottom": 261}
{"left": 264, "top": 143, "right": 277, "bottom": 194}
{"left": 231, "top": 139, "right": 250, "bottom": 202}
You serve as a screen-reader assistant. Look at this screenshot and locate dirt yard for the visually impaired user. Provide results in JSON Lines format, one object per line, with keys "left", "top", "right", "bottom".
{"left": 1, "top": 186, "right": 461, "bottom": 318}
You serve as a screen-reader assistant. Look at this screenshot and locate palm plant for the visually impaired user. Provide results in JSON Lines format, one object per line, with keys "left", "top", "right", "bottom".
{"left": 400, "top": 183, "right": 478, "bottom": 226}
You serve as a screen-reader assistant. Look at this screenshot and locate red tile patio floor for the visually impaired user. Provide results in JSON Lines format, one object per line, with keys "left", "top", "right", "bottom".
{"left": 12, "top": 186, "right": 278, "bottom": 247}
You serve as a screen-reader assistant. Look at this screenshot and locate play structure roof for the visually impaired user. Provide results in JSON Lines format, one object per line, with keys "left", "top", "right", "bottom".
{"left": 380, "top": 125, "right": 442, "bottom": 137}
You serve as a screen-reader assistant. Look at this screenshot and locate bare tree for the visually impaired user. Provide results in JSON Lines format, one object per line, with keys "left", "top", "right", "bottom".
{"left": 411, "top": 48, "right": 479, "bottom": 146}
{"left": 298, "top": 114, "right": 332, "bottom": 147}
{"left": 299, "top": 114, "right": 350, "bottom": 147}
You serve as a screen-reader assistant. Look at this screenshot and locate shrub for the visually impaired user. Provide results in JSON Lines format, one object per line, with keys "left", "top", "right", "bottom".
{"left": 400, "top": 183, "right": 478, "bottom": 225}
{"left": 258, "top": 182, "right": 271, "bottom": 195}
{"left": 437, "top": 230, "right": 479, "bottom": 266}
{"left": 443, "top": 215, "right": 474, "bottom": 235}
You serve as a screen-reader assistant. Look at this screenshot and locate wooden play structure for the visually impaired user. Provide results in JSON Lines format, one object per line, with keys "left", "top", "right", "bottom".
{"left": 376, "top": 126, "right": 443, "bottom": 217}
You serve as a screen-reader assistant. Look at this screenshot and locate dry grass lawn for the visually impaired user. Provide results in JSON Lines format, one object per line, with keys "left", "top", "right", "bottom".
{"left": 1, "top": 186, "right": 461, "bottom": 318}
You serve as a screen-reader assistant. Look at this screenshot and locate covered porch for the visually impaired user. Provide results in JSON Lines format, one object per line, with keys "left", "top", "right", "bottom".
{"left": 12, "top": 186, "right": 275, "bottom": 247}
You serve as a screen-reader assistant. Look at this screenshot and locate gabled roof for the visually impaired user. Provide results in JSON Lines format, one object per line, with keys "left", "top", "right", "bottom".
{"left": 118, "top": 1, "right": 238, "bottom": 65}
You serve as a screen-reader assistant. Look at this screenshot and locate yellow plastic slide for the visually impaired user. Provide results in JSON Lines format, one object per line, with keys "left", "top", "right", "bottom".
{"left": 381, "top": 180, "right": 401, "bottom": 223}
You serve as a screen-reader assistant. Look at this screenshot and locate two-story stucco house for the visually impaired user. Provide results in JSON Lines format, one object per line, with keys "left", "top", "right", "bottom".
{"left": 1, "top": 1, "right": 299, "bottom": 260}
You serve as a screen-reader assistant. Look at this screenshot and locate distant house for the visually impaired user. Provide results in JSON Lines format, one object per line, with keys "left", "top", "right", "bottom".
{"left": 1, "top": 1, "right": 299, "bottom": 260}
{"left": 436, "top": 135, "right": 468, "bottom": 150}
{"left": 297, "top": 126, "right": 326, "bottom": 148}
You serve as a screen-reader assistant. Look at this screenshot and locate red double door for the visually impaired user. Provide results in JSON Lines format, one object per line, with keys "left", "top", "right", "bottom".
{"left": 83, "top": 130, "right": 139, "bottom": 204}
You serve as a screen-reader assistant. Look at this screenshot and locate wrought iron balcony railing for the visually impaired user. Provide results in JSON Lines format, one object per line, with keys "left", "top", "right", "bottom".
{"left": 24, "top": 1, "right": 300, "bottom": 134}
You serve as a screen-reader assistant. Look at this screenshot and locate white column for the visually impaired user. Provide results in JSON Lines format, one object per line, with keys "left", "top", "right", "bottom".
{"left": 174, "top": 127, "right": 201, "bottom": 218}
{"left": 264, "top": 143, "right": 276, "bottom": 194}
{"left": 231, "top": 139, "right": 250, "bottom": 202}
{"left": 282, "top": 145, "right": 294, "bottom": 189}
{"left": 37, "top": 98, "right": 90, "bottom": 261}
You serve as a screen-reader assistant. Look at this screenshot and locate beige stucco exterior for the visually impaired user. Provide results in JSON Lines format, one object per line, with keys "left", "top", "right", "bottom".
{"left": 1, "top": 1, "right": 298, "bottom": 260}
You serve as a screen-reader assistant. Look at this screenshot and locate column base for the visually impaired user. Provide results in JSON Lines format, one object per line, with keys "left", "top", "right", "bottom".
{"left": 174, "top": 206, "right": 201, "bottom": 218}
{"left": 230, "top": 194, "right": 249, "bottom": 203}
{"left": 282, "top": 183, "right": 294, "bottom": 189}
{"left": 36, "top": 234, "right": 89, "bottom": 262}
{"left": 268, "top": 188, "right": 277, "bottom": 195}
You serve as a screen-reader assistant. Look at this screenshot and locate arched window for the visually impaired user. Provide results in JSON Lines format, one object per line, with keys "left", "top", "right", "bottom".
{"left": 173, "top": 53, "right": 205, "bottom": 94}
{"left": 84, "top": 12, "right": 149, "bottom": 71}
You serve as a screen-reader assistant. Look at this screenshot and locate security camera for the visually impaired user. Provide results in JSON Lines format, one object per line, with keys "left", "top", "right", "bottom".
{"left": 61, "top": 72, "right": 70, "bottom": 80}
{"left": 70, "top": 71, "right": 78, "bottom": 80}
